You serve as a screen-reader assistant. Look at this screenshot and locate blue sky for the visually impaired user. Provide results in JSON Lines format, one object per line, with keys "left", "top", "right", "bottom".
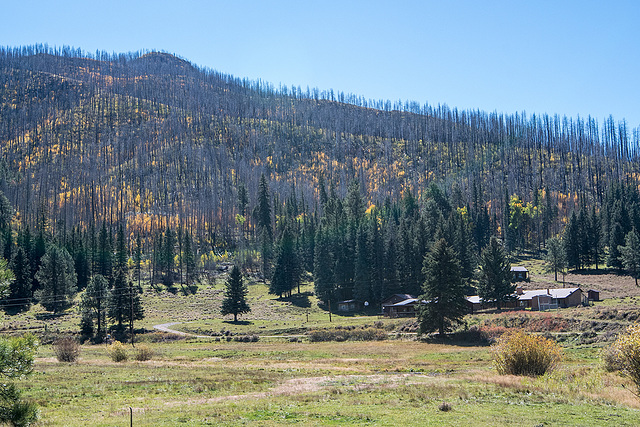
{"left": 2, "top": 0, "right": 639, "bottom": 128}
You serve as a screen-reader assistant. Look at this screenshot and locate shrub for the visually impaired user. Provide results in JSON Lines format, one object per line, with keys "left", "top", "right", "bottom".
{"left": 54, "top": 337, "right": 80, "bottom": 362}
{"left": 438, "top": 402, "right": 452, "bottom": 412}
{"left": 107, "top": 341, "right": 128, "bottom": 362}
{"left": 308, "top": 327, "right": 387, "bottom": 342}
{"left": 491, "top": 330, "right": 563, "bottom": 376}
{"left": 602, "top": 342, "right": 624, "bottom": 372}
{"left": 133, "top": 344, "right": 154, "bottom": 361}
{"left": 612, "top": 323, "right": 640, "bottom": 391}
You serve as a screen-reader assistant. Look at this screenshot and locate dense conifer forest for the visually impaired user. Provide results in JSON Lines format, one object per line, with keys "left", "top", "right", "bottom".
{"left": 1, "top": 45, "right": 640, "bottom": 315}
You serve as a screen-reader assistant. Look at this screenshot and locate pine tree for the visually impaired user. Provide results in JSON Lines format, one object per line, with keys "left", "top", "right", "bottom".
{"left": 353, "top": 223, "right": 371, "bottom": 304}
{"left": 544, "top": 236, "right": 567, "bottom": 282}
{"left": 478, "top": 237, "right": 514, "bottom": 310}
{"left": 254, "top": 174, "right": 273, "bottom": 280}
{"left": 221, "top": 265, "right": 250, "bottom": 322}
{"left": 564, "top": 212, "right": 581, "bottom": 271}
{"left": 97, "top": 221, "right": 113, "bottom": 283}
{"left": 108, "top": 225, "right": 130, "bottom": 329}
{"left": 133, "top": 233, "right": 142, "bottom": 287}
{"left": 80, "top": 274, "right": 109, "bottom": 340}
{"left": 35, "top": 244, "right": 77, "bottom": 313}
{"left": 8, "top": 246, "right": 31, "bottom": 312}
{"left": 0, "top": 258, "right": 14, "bottom": 301}
{"left": 419, "top": 238, "right": 467, "bottom": 336}
{"left": 619, "top": 228, "right": 640, "bottom": 286}
{"left": 607, "top": 221, "right": 625, "bottom": 270}
{"left": 183, "top": 230, "right": 196, "bottom": 287}
{"left": 127, "top": 280, "right": 145, "bottom": 343}
{"left": 108, "top": 267, "right": 129, "bottom": 330}
{"left": 162, "top": 226, "right": 175, "bottom": 287}
{"left": 313, "top": 227, "right": 334, "bottom": 304}
{"left": 270, "top": 227, "right": 299, "bottom": 298}
{"left": 589, "top": 206, "right": 604, "bottom": 270}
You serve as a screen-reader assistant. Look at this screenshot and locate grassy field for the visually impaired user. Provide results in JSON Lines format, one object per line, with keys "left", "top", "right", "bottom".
{"left": 4, "top": 265, "right": 640, "bottom": 425}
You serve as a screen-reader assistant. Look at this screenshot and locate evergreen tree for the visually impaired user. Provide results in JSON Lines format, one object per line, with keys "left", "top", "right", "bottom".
{"left": 254, "top": 174, "right": 273, "bottom": 280}
{"left": 182, "top": 230, "right": 196, "bottom": 287}
{"left": 31, "top": 229, "right": 46, "bottom": 294}
{"left": 313, "top": 227, "right": 334, "bottom": 304}
{"left": 162, "top": 226, "right": 175, "bottom": 287}
{"left": 270, "top": 227, "right": 299, "bottom": 298}
{"left": 419, "top": 238, "right": 467, "bottom": 336}
{"left": 563, "top": 212, "right": 581, "bottom": 270}
{"left": 127, "top": 280, "right": 145, "bottom": 343}
{"left": 220, "top": 265, "right": 250, "bottom": 322}
{"left": 607, "top": 221, "right": 625, "bottom": 270}
{"left": 589, "top": 206, "right": 604, "bottom": 270}
{"left": 133, "top": 233, "right": 142, "bottom": 287}
{"left": 0, "top": 334, "right": 39, "bottom": 426}
{"left": 97, "top": 221, "right": 113, "bottom": 283}
{"left": 619, "top": 228, "right": 640, "bottom": 286}
{"left": 108, "top": 267, "right": 129, "bottom": 330}
{"left": 80, "top": 274, "right": 109, "bottom": 340}
{"left": 34, "top": 244, "right": 77, "bottom": 313}
{"left": 108, "top": 225, "right": 130, "bottom": 329}
{"left": 73, "top": 234, "right": 90, "bottom": 291}
{"left": 353, "top": 223, "right": 371, "bottom": 304}
{"left": 477, "top": 237, "right": 514, "bottom": 310}
{"left": 368, "top": 215, "right": 385, "bottom": 304}
{"left": 544, "top": 236, "right": 567, "bottom": 282}
{"left": 0, "top": 258, "right": 14, "bottom": 301}
{"left": 8, "top": 247, "right": 31, "bottom": 312}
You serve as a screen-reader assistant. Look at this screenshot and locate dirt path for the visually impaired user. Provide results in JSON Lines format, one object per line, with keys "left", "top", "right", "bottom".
{"left": 152, "top": 321, "right": 306, "bottom": 339}
{"left": 153, "top": 322, "right": 212, "bottom": 338}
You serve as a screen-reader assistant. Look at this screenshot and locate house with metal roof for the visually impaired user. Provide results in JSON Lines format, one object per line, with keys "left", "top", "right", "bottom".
{"left": 516, "top": 287, "right": 586, "bottom": 310}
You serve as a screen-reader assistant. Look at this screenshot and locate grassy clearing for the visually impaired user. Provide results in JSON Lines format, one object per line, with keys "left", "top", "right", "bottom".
{"left": 20, "top": 340, "right": 640, "bottom": 426}
{"left": 4, "top": 263, "right": 640, "bottom": 424}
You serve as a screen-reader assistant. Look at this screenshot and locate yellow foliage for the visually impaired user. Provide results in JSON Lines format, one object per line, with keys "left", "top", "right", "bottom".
{"left": 491, "top": 330, "right": 563, "bottom": 376}
{"left": 613, "top": 323, "right": 640, "bottom": 392}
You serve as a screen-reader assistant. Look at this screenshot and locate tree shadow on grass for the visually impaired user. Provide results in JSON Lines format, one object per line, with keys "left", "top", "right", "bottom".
{"left": 280, "top": 291, "right": 312, "bottom": 308}
{"left": 222, "top": 320, "right": 252, "bottom": 326}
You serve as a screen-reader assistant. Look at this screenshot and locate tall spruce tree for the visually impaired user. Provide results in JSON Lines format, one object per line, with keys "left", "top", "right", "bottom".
{"left": 313, "top": 227, "right": 334, "bottom": 304}
{"left": 254, "top": 174, "right": 273, "bottom": 281}
{"left": 108, "top": 225, "right": 130, "bottom": 329}
{"left": 544, "top": 236, "right": 567, "bottom": 282}
{"left": 80, "top": 274, "right": 109, "bottom": 340}
{"left": 270, "top": 227, "right": 299, "bottom": 298}
{"left": 221, "top": 265, "right": 250, "bottom": 322}
{"left": 619, "top": 228, "right": 640, "bottom": 286}
{"left": 564, "top": 212, "right": 581, "bottom": 270}
{"left": 478, "top": 237, "right": 514, "bottom": 310}
{"left": 8, "top": 246, "right": 31, "bottom": 312}
{"left": 419, "top": 238, "right": 467, "bottom": 336}
{"left": 183, "top": 230, "right": 196, "bottom": 287}
{"left": 35, "top": 244, "right": 77, "bottom": 313}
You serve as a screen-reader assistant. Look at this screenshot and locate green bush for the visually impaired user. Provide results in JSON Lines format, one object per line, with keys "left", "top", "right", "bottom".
{"left": 54, "top": 337, "right": 80, "bottom": 362}
{"left": 612, "top": 323, "right": 640, "bottom": 391}
{"left": 491, "top": 330, "right": 563, "bottom": 376}
{"left": 133, "top": 344, "right": 154, "bottom": 361}
{"left": 107, "top": 341, "right": 128, "bottom": 362}
{"left": 308, "top": 327, "right": 387, "bottom": 342}
{"left": 602, "top": 342, "right": 624, "bottom": 372}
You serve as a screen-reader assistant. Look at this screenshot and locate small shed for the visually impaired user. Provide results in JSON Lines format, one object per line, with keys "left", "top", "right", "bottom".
{"left": 337, "top": 300, "right": 360, "bottom": 312}
{"left": 511, "top": 266, "right": 529, "bottom": 281}
{"left": 587, "top": 289, "right": 600, "bottom": 302}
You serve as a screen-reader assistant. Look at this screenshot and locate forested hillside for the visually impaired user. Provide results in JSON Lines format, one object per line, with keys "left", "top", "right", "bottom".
{"left": 1, "top": 45, "right": 640, "bottom": 308}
